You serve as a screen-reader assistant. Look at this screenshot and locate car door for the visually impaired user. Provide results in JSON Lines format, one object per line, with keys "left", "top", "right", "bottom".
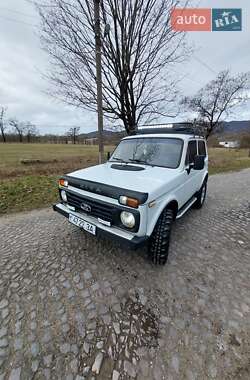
{"left": 183, "top": 140, "right": 200, "bottom": 201}
{"left": 198, "top": 139, "right": 208, "bottom": 171}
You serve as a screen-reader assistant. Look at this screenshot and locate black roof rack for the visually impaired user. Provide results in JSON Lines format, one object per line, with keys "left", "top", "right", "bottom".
{"left": 136, "top": 123, "right": 204, "bottom": 137}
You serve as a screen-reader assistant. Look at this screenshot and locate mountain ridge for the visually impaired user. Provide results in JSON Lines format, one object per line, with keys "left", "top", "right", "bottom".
{"left": 80, "top": 120, "right": 250, "bottom": 138}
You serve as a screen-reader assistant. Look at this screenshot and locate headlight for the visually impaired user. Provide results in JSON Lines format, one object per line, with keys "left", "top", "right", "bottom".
{"left": 61, "top": 190, "right": 67, "bottom": 202}
{"left": 120, "top": 211, "right": 135, "bottom": 228}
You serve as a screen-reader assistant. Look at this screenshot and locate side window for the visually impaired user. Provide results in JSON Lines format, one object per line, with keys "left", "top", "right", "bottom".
{"left": 198, "top": 140, "right": 206, "bottom": 156}
{"left": 185, "top": 141, "right": 197, "bottom": 165}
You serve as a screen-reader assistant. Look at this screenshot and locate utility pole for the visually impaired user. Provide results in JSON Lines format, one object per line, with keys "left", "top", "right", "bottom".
{"left": 94, "top": 0, "right": 105, "bottom": 164}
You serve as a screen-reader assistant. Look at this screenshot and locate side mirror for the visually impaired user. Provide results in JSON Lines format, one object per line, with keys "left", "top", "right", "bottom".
{"left": 107, "top": 152, "right": 111, "bottom": 161}
{"left": 193, "top": 155, "right": 205, "bottom": 170}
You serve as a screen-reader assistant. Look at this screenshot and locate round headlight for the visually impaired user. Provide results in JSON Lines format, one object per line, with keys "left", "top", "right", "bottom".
{"left": 61, "top": 190, "right": 67, "bottom": 202}
{"left": 120, "top": 211, "right": 135, "bottom": 228}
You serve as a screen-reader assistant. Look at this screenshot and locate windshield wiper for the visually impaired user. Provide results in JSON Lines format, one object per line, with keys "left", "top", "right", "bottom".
{"left": 111, "top": 156, "right": 129, "bottom": 164}
{"left": 129, "top": 158, "right": 151, "bottom": 166}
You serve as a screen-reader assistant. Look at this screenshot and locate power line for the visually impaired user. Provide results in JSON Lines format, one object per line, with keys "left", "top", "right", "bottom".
{"left": 193, "top": 56, "right": 217, "bottom": 75}
{"left": 170, "top": 68, "right": 205, "bottom": 86}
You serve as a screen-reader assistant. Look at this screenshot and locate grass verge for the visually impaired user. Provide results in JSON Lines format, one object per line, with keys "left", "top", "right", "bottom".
{"left": 0, "top": 175, "right": 58, "bottom": 214}
{"left": 208, "top": 148, "right": 250, "bottom": 174}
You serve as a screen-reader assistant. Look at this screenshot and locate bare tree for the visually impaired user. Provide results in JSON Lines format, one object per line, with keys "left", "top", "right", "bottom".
{"left": 0, "top": 107, "right": 7, "bottom": 143}
{"left": 67, "top": 126, "right": 81, "bottom": 144}
{"left": 35, "top": 0, "right": 188, "bottom": 135}
{"left": 25, "top": 122, "right": 39, "bottom": 143}
{"left": 9, "top": 118, "right": 26, "bottom": 143}
{"left": 182, "top": 70, "right": 250, "bottom": 138}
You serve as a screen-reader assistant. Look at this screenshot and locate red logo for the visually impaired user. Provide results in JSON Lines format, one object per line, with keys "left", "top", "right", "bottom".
{"left": 171, "top": 8, "right": 211, "bottom": 31}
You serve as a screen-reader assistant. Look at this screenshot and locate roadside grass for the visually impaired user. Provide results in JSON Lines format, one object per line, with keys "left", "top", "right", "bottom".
{"left": 208, "top": 148, "right": 250, "bottom": 174}
{"left": 0, "top": 144, "right": 249, "bottom": 214}
{"left": 0, "top": 175, "right": 58, "bottom": 214}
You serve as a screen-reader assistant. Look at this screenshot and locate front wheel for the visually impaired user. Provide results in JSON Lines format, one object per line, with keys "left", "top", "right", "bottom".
{"left": 148, "top": 208, "right": 174, "bottom": 265}
{"left": 194, "top": 180, "right": 207, "bottom": 209}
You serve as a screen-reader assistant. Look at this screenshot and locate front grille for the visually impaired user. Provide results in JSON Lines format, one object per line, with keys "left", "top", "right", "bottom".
{"left": 66, "top": 191, "right": 116, "bottom": 223}
{"left": 61, "top": 189, "right": 140, "bottom": 232}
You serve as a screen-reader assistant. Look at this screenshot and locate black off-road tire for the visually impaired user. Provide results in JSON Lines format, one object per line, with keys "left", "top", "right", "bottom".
{"left": 193, "top": 180, "right": 207, "bottom": 209}
{"left": 148, "top": 208, "right": 174, "bottom": 265}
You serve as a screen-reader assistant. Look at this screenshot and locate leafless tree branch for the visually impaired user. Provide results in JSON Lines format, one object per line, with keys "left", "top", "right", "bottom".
{"left": 9, "top": 118, "right": 26, "bottom": 143}
{"left": 181, "top": 70, "right": 250, "bottom": 138}
{"left": 66, "top": 126, "right": 81, "bottom": 144}
{"left": 35, "top": 0, "right": 189, "bottom": 134}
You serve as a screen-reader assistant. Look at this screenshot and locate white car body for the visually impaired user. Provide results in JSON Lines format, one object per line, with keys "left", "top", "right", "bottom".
{"left": 54, "top": 132, "right": 208, "bottom": 248}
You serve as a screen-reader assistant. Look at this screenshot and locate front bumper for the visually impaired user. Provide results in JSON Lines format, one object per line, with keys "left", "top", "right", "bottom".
{"left": 53, "top": 203, "right": 148, "bottom": 250}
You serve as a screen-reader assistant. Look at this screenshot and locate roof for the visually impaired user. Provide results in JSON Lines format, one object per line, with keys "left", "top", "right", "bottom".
{"left": 123, "top": 133, "right": 205, "bottom": 141}
{"left": 121, "top": 123, "right": 205, "bottom": 141}
{"left": 128, "top": 123, "right": 204, "bottom": 138}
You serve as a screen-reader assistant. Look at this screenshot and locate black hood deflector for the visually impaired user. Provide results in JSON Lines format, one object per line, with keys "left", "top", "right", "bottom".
{"left": 111, "top": 164, "right": 145, "bottom": 171}
{"left": 63, "top": 175, "right": 148, "bottom": 204}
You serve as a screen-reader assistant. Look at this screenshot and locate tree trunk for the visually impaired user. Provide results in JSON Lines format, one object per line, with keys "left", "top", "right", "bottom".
{"left": 94, "top": 0, "right": 105, "bottom": 163}
{"left": 205, "top": 121, "right": 214, "bottom": 139}
{"left": 1, "top": 129, "right": 6, "bottom": 142}
{"left": 122, "top": 116, "right": 137, "bottom": 136}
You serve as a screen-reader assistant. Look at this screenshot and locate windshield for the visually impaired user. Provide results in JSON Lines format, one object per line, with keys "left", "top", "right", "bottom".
{"left": 110, "top": 137, "right": 183, "bottom": 169}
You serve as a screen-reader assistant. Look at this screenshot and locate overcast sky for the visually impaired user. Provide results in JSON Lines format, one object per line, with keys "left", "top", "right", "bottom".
{"left": 0, "top": 0, "right": 249, "bottom": 135}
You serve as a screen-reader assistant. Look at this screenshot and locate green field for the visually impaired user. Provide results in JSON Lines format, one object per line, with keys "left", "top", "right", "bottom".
{"left": 0, "top": 143, "right": 250, "bottom": 214}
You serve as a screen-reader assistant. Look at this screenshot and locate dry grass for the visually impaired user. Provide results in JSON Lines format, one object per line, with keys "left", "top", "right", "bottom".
{"left": 0, "top": 143, "right": 114, "bottom": 214}
{"left": 0, "top": 175, "right": 58, "bottom": 214}
{"left": 0, "top": 143, "right": 114, "bottom": 179}
{"left": 208, "top": 148, "right": 250, "bottom": 174}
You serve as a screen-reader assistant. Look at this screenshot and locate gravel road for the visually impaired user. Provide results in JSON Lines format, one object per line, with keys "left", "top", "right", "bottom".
{"left": 0, "top": 169, "right": 250, "bottom": 380}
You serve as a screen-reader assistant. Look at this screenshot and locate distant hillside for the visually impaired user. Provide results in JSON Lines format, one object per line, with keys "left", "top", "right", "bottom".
{"left": 80, "top": 121, "right": 250, "bottom": 139}
{"left": 221, "top": 120, "right": 250, "bottom": 134}
{"left": 80, "top": 130, "right": 124, "bottom": 139}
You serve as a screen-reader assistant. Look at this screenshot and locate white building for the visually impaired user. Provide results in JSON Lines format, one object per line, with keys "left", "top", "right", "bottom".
{"left": 219, "top": 141, "right": 240, "bottom": 149}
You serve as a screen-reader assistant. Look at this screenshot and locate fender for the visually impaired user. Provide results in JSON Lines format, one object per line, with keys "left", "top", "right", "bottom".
{"left": 147, "top": 170, "right": 208, "bottom": 237}
{"left": 146, "top": 195, "right": 179, "bottom": 237}
{"left": 202, "top": 171, "right": 209, "bottom": 185}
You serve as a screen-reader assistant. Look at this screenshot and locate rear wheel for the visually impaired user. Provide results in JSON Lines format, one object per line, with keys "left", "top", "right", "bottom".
{"left": 194, "top": 180, "right": 207, "bottom": 209}
{"left": 148, "top": 208, "right": 174, "bottom": 265}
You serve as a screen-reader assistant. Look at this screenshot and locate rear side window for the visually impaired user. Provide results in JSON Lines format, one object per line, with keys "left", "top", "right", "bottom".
{"left": 198, "top": 140, "right": 206, "bottom": 156}
{"left": 185, "top": 141, "right": 197, "bottom": 165}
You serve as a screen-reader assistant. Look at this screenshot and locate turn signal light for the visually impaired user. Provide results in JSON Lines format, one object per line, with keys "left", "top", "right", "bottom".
{"left": 59, "top": 178, "right": 68, "bottom": 187}
{"left": 119, "top": 196, "right": 139, "bottom": 208}
{"left": 127, "top": 198, "right": 139, "bottom": 208}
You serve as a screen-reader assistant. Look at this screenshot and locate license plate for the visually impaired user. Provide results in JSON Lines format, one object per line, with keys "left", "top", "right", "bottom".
{"left": 68, "top": 214, "right": 96, "bottom": 235}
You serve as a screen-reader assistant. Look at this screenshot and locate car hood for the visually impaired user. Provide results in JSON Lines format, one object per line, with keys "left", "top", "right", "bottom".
{"left": 67, "top": 163, "right": 180, "bottom": 202}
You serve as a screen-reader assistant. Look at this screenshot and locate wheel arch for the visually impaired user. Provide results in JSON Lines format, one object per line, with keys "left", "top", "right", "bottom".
{"left": 166, "top": 200, "right": 179, "bottom": 220}
{"left": 147, "top": 198, "right": 178, "bottom": 237}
